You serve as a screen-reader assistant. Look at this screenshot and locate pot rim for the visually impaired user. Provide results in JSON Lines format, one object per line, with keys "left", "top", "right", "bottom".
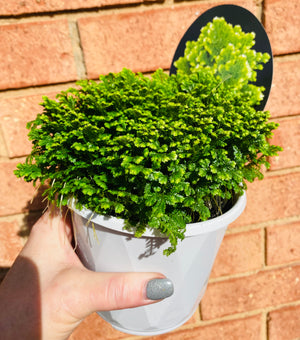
{"left": 69, "top": 192, "right": 246, "bottom": 238}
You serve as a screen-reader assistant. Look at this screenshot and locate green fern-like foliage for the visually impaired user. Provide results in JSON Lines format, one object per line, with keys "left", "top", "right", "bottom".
{"left": 174, "top": 17, "right": 270, "bottom": 105}
{"left": 15, "top": 18, "right": 281, "bottom": 255}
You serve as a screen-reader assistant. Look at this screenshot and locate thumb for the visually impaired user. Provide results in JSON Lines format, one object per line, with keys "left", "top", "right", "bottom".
{"left": 60, "top": 269, "right": 174, "bottom": 320}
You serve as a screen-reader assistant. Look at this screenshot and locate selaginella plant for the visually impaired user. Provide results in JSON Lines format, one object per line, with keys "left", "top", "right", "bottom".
{"left": 15, "top": 17, "right": 281, "bottom": 255}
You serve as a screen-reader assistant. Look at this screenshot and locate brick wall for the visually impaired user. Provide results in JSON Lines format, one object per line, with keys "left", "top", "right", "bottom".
{"left": 0, "top": 0, "right": 299, "bottom": 339}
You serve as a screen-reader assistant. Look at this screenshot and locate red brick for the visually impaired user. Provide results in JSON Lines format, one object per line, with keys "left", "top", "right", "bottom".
{"left": 148, "top": 314, "right": 263, "bottom": 340}
{"left": 266, "top": 57, "right": 300, "bottom": 118}
{"left": 201, "top": 265, "right": 300, "bottom": 319}
{"left": 231, "top": 172, "right": 300, "bottom": 228}
{"left": 0, "top": 0, "right": 154, "bottom": 16}
{"left": 78, "top": 1, "right": 256, "bottom": 77}
{"left": 264, "top": 0, "right": 300, "bottom": 55}
{"left": 268, "top": 305, "right": 300, "bottom": 340}
{"left": 0, "top": 219, "right": 23, "bottom": 267}
{"left": 0, "top": 161, "right": 45, "bottom": 217}
{"left": 268, "top": 117, "right": 300, "bottom": 170}
{"left": 0, "top": 20, "right": 77, "bottom": 90}
{"left": 211, "top": 229, "right": 263, "bottom": 278}
{"left": 267, "top": 221, "right": 300, "bottom": 266}
{"left": 0, "top": 93, "right": 57, "bottom": 158}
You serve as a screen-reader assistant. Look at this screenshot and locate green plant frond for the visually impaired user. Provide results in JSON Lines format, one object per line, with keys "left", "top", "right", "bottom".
{"left": 174, "top": 17, "right": 270, "bottom": 103}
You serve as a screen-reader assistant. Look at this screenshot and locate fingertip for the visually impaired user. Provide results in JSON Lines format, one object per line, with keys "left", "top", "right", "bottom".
{"left": 145, "top": 278, "right": 174, "bottom": 301}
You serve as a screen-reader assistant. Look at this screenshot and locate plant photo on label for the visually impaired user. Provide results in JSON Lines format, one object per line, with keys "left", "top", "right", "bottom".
{"left": 15, "top": 17, "right": 282, "bottom": 256}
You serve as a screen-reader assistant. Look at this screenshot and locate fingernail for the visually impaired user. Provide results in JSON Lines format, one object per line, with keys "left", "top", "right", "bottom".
{"left": 146, "top": 278, "right": 174, "bottom": 300}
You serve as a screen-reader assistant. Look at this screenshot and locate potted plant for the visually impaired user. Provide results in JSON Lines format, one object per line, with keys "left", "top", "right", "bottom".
{"left": 15, "top": 11, "right": 281, "bottom": 336}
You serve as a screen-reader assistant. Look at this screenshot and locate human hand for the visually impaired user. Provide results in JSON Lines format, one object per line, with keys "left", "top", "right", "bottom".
{"left": 0, "top": 206, "right": 173, "bottom": 340}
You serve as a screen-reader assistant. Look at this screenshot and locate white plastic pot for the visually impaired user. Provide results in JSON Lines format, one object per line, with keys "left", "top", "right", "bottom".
{"left": 71, "top": 193, "right": 246, "bottom": 336}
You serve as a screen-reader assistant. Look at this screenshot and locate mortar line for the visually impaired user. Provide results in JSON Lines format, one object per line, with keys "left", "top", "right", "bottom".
{"left": 265, "top": 312, "right": 270, "bottom": 340}
{"left": 199, "top": 301, "right": 300, "bottom": 327}
{"left": 0, "top": 82, "right": 78, "bottom": 99}
{"left": 68, "top": 19, "right": 87, "bottom": 80}
{"left": 226, "top": 214, "right": 300, "bottom": 235}
{"left": 208, "top": 261, "right": 300, "bottom": 284}
{"left": 263, "top": 226, "right": 268, "bottom": 268}
{"left": 257, "top": 0, "right": 264, "bottom": 23}
{"left": 0, "top": 3, "right": 143, "bottom": 22}
{"left": 0, "top": 0, "right": 175, "bottom": 25}
{"left": 261, "top": 0, "right": 266, "bottom": 27}
{"left": 265, "top": 166, "right": 300, "bottom": 177}
{"left": 0, "top": 125, "right": 9, "bottom": 158}
{"left": 271, "top": 114, "right": 300, "bottom": 122}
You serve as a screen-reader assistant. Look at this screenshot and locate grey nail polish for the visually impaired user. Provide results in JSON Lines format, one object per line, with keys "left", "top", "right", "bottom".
{"left": 146, "top": 278, "right": 174, "bottom": 300}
